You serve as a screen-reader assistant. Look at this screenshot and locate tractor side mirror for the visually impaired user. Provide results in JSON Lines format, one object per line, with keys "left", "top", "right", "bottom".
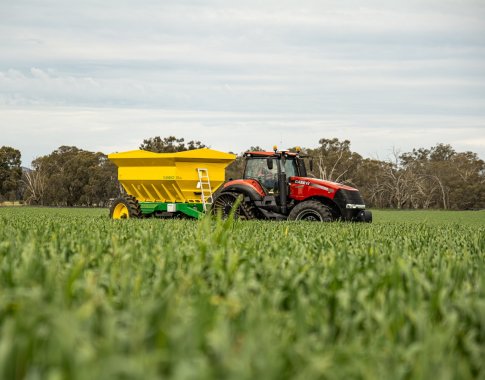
{"left": 267, "top": 157, "right": 273, "bottom": 170}
{"left": 309, "top": 158, "right": 314, "bottom": 172}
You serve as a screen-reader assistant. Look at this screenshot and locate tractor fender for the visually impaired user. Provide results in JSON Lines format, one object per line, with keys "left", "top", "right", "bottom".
{"left": 222, "top": 183, "right": 264, "bottom": 201}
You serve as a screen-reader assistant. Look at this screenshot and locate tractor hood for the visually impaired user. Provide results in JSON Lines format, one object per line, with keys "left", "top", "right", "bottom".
{"left": 291, "top": 176, "right": 358, "bottom": 192}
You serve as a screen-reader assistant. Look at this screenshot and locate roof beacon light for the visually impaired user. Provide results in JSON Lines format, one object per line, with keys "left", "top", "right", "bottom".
{"left": 273, "top": 145, "right": 278, "bottom": 152}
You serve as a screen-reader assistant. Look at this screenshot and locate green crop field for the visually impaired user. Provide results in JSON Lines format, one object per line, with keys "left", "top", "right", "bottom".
{"left": 0, "top": 208, "right": 484, "bottom": 380}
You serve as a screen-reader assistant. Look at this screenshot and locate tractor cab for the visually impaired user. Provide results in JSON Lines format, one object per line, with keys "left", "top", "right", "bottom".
{"left": 243, "top": 150, "right": 306, "bottom": 194}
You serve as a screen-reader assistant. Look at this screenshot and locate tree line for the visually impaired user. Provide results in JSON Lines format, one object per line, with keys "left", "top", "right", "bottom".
{"left": 1, "top": 136, "right": 483, "bottom": 209}
{"left": 302, "top": 139, "right": 484, "bottom": 210}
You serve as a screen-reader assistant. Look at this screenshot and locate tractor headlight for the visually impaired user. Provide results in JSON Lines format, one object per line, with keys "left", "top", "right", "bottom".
{"left": 346, "top": 204, "right": 366, "bottom": 209}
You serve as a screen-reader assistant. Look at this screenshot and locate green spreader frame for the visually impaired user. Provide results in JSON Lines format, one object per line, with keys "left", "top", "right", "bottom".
{"left": 140, "top": 202, "right": 205, "bottom": 219}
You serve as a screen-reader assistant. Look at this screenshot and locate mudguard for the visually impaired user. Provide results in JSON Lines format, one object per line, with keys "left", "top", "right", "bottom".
{"left": 222, "top": 179, "right": 265, "bottom": 201}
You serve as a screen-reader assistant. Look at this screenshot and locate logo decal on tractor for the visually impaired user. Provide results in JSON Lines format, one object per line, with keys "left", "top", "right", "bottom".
{"left": 313, "top": 184, "right": 333, "bottom": 193}
{"left": 294, "top": 180, "right": 311, "bottom": 185}
{"left": 292, "top": 179, "right": 334, "bottom": 193}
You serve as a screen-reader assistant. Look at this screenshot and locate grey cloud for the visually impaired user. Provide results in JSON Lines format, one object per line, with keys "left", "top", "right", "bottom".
{"left": 0, "top": 0, "right": 484, "bottom": 164}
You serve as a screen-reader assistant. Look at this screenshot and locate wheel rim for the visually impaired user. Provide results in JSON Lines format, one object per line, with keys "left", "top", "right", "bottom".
{"left": 112, "top": 203, "right": 129, "bottom": 219}
{"left": 296, "top": 210, "right": 322, "bottom": 221}
{"left": 213, "top": 194, "right": 238, "bottom": 217}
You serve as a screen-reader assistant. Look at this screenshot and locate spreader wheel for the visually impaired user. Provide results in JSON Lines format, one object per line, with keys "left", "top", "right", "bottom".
{"left": 288, "top": 200, "right": 333, "bottom": 222}
{"left": 110, "top": 195, "right": 142, "bottom": 219}
{"left": 211, "top": 192, "right": 257, "bottom": 220}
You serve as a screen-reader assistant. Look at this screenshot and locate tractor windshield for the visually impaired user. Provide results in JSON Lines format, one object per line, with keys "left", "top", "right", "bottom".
{"left": 284, "top": 159, "right": 297, "bottom": 177}
{"left": 244, "top": 158, "right": 278, "bottom": 190}
{"left": 244, "top": 157, "right": 300, "bottom": 190}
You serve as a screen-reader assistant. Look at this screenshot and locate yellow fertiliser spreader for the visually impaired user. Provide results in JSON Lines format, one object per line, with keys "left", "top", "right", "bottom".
{"left": 108, "top": 148, "right": 236, "bottom": 219}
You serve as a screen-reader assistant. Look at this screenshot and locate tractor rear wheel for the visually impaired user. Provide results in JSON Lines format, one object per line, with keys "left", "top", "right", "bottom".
{"left": 110, "top": 195, "right": 142, "bottom": 219}
{"left": 211, "top": 192, "right": 257, "bottom": 220}
{"left": 288, "top": 200, "right": 333, "bottom": 222}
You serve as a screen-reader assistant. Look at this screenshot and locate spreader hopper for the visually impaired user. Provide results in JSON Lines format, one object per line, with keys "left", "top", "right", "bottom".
{"left": 109, "top": 148, "right": 236, "bottom": 203}
{"left": 108, "top": 148, "right": 236, "bottom": 219}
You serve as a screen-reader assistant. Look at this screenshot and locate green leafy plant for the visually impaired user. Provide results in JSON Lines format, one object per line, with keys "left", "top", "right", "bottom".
{"left": 0, "top": 208, "right": 484, "bottom": 379}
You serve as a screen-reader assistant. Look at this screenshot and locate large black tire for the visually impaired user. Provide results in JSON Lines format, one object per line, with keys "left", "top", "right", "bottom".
{"left": 109, "top": 195, "right": 142, "bottom": 219}
{"left": 288, "top": 200, "right": 333, "bottom": 221}
{"left": 211, "top": 192, "right": 257, "bottom": 220}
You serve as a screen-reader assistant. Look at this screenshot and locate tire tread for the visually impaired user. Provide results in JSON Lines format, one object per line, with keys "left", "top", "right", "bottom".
{"left": 288, "top": 200, "right": 333, "bottom": 221}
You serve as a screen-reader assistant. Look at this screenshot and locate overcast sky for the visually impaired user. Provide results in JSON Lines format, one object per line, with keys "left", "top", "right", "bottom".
{"left": 1, "top": 0, "right": 484, "bottom": 165}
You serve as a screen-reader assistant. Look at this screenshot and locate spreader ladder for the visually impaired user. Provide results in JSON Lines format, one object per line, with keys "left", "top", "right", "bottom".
{"left": 197, "top": 168, "right": 213, "bottom": 212}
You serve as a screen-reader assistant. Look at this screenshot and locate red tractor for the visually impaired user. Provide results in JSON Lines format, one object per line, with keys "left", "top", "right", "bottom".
{"left": 211, "top": 147, "right": 372, "bottom": 222}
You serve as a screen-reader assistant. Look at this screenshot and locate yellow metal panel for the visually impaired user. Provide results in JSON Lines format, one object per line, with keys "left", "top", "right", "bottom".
{"left": 108, "top": 148, "right": 236, "bottom": 203}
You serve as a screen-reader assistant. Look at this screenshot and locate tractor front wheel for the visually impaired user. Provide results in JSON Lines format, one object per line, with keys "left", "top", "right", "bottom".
{"left": 110, "top": 195, "right": 142, "bottom": 219}
{"left": 288, "top": 200, "right": 333, "bottom": 222}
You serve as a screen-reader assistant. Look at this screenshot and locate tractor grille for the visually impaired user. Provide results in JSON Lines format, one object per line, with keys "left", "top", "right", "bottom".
{"left": 334, "top": 189, "right": 364, "bottom": 208}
